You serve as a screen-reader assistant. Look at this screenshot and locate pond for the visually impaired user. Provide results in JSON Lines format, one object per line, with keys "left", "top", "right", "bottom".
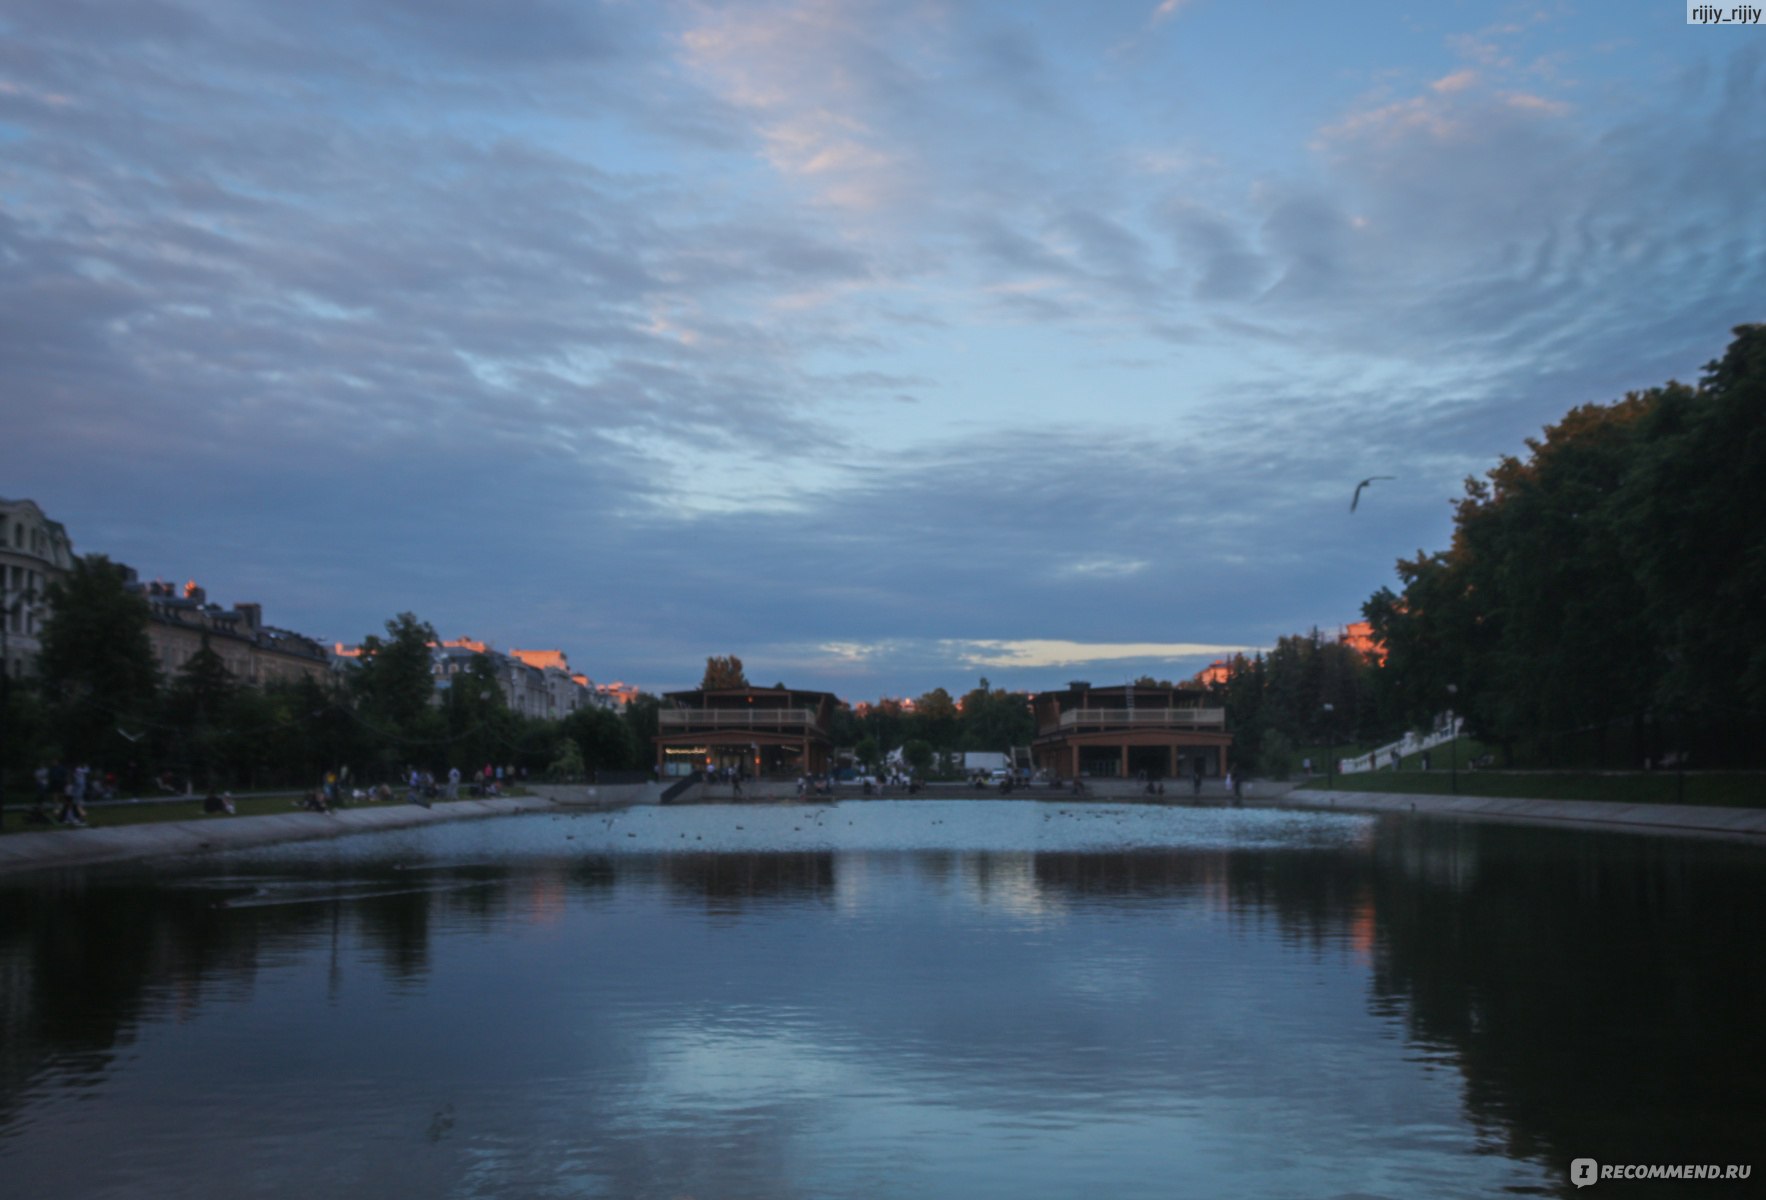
{"left": 1, "top": 800, "right": 1761, "bottom": 1198}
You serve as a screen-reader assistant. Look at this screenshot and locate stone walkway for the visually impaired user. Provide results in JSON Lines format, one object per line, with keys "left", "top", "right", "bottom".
{"left": 4, "top": 786, "right": 1759, "bottom": 876}
{"left": 0, "top": 795, "right": 561, "bottom": 876}
{"left": 1264, "top": 789, "right": 1766, "bottom": 841}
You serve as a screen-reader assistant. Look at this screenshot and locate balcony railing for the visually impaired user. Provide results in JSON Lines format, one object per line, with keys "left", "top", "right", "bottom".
{"left": 1051, "top": 707, "right": 1225, "bottom": 731}
{"left": 660, "top": 708, "right": 824, "bottom": 731}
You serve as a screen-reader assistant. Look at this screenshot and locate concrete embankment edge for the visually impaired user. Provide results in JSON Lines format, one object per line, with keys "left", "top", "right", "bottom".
{"left": 1265, "top": 789, "right": 1766, "bottom": 841}
{"left": 0, "top": 795, "right": 572, "bottom": 876}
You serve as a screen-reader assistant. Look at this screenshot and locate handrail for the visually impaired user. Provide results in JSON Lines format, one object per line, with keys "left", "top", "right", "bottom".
{"left": 659, "top": 708, "right": 824, "bottom": 729}
{"left": 1052, "top": 707, "right": 1225, "bottom": 729}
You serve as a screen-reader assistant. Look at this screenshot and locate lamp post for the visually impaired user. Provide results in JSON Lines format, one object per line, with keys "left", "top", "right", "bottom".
{"left": 1322, "top": 702, "right": 1336, "bottom": 788}
{"left": 1446, "top": 684, "right": 1458, "bottom": 795}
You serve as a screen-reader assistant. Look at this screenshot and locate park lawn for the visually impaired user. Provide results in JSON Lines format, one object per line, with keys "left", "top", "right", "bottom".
{"left": 1295, "top": 769, "right": 1764, "bottom": 808}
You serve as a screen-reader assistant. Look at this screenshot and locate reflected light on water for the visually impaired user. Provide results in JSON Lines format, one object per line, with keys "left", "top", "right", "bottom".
{"left": 1, "top": 800, "right": 1760, "bottom": 1199}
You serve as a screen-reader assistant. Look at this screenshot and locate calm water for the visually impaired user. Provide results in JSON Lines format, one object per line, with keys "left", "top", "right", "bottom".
{"left": 1, "top": 801, "right": 1761, "bottom": 1199}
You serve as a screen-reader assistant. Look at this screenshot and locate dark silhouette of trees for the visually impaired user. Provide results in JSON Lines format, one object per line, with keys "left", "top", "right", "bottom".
{"left": 36, "top": 555, "right": 160, "bottom": 766}
{"left": 1364, "top": 325, "right": 1766, "bottom": 766}
{"left": 700, "top": 655, "right": 748, "bottom": 690}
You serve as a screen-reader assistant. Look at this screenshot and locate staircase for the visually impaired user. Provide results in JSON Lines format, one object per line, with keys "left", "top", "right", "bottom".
{"left": 1340, "top": 717, "right": 1463, "bottom": 774}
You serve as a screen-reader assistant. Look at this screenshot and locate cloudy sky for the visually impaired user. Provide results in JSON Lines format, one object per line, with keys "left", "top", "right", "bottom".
{"left": 4, "top": 1, "right": 1762, "bottom": 699}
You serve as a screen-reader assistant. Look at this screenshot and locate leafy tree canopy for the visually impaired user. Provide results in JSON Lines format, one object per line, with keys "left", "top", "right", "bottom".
{"left": 37, "top": 554, "right": 160, "bottom": 761}
{"left": 701, "top": 655, "right": 748, "bottom": 690}
{"left": 353, "top": 612, "right": 438, "bottom": 737}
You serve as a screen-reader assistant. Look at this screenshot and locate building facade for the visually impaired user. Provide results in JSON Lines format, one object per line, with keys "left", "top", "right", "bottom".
{"left": 132, "top": 576, "right": 330, "bottom": 686}
{"left": 654, "top": 686, "right": 838, "bottom": 778}
{"left": 1030, "top": 681, "right": 1232, "bottom": 780}
{"left": 0, "top": 497, "right": 75, "bottom": 678}
{"left": 427, "top": 639, "right": 595, "bottom": 719}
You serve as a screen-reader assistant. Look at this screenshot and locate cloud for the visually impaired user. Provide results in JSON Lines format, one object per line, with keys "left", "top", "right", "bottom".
{"left": 3, "top": 3, "right": 1763, "bottom": 702}
{"left": 1431, "top": 69, "right": 1479, "bottom": 94}
{"left": 1149, "top": 0, "right": 1194, "bottom": 27}
{"left": 953, "top": 640, "right": 1253, "bottom": 670}
{"left": 1059, "top": 558, "right": 1151, "bottom": 579}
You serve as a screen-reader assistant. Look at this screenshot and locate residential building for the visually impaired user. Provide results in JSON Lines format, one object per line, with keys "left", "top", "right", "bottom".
{"left": 1029, "top": 680, "right": 1232, "bottom": 780}
{"left": 131, "top": 575, "right": 329, "bottom": 686}
{"left": 0, "top": 497, "right": 75, "bottom": 678}
{"left": 654, "top": 685, "right": 839, "bottom": 777}
{"left": 426, "top": 638, "right": 594, "bottom": 719}
{"left": 596, "top": 680, "right": 642, "bottom": 707}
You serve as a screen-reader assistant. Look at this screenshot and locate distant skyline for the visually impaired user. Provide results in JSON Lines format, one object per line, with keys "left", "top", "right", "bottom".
{"left": 4, "top": 2, "right": 1762, "bottom": 698}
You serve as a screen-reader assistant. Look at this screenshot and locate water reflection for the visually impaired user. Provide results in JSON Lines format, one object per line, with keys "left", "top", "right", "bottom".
{"left": 0, "top": 803, "right": 1759, "bottom": 1198}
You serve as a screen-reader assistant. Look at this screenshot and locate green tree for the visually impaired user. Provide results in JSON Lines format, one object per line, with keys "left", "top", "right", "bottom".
{"left": 621, "top": 692, "right": 661, "bottom": 768}
{"left": 1362, "top": 326, "right": 1766, "bottom": 767}
{"left": 902, "top": 738, "right": 934, "bottom": 776}
{"left": 957, "top": 678, "right": 1033, "bottom": 751}
{"left": 915, "top": 687, "right": 959, "bottom": 749}
{"left": 548, "top": 735, "right": 586, "bottom": 778}
{"left": 1620, "top": 327, "right": 1766, "bottom": 745}
{"left": 37, "top": 555, "right": 161, "bottom": 765}
{"left": 441, "top": 653, "right": 511, "bottom": 773}
{"left": 352, "top": 613, "right": 438, "bottom": 735}
{"left": 853, "top": 736, "right": 879, "bottom": 771}
{"left": 700, "top": 655, "right": 748, "bottom": 690}
{"left": 162, "top": 634, "right": 236, "bottom": 790}
{"left": 1259, "top": 729, "right": 1297, "bottom": 780}
{"left": 561, "top": 705, "right": 638, "bottom": 774}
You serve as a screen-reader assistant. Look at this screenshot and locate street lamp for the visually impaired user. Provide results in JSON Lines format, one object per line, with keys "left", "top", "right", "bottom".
{"left": 1322, "top": 702, "right": 1336, "bottom": 788}
{"left": 1446, "top": 684, "right": 1458, "bottom": 795}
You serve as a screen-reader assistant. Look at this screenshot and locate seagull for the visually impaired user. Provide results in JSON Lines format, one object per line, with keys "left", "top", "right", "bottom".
{"left": 1350, "top": 476, "right": 1395, "bottom": 513}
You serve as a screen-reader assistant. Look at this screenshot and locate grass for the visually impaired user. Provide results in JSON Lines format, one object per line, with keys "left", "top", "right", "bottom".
{"left": 1295, "top": 768, "right": 1765, "bottom": 808}
{"left": 0, "top": 789, "right": 518, "bottom": 835}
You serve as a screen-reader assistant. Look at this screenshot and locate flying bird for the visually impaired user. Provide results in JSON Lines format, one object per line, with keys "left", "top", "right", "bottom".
{"left": 1350, "top": 476, "right": 1395, "bottom": 513}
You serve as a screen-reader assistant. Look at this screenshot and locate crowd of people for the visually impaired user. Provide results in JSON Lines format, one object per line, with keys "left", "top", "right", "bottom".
{"left": 28, "top": 761, "right": 105, "bottom": 826}
{"left": 15, "top": 757, "right": 532, "bottom": 828}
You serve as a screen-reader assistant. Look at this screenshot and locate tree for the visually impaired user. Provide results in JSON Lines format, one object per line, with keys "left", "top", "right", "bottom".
{"left": 561, "top": 705, "right": 638, "bottom": 774}
{"left": 1620, "top": 328, "right": 1766, "bottom": 736}
{"left": 37, "top": 555, "right": 161, "bottom": 765}
{"left": 352, "top": 613, "right": 438, "bottom": 735}
{"left": 1362, "top": 326, "right": 1766, "bottom": 766}
{"left": 902, "top": 738, "right": 934, "bottom": 776}
{"left": 853, "top": 736, "right": 879, "bottom": 771}
{"left": 700, "top": 655, "right": 748, "bottom": 690}
{"left": 958, "top": 678, "right": 1034, "bottom": 751}
{"left": 441, "top": 653, "right": 510, "bottom": 773}
{"left": 915, "top": 687, "right": 959, "bottom": 750}
{"left": 162, "top": 634, "right": 236, "bottom": 790}
{"left": 621, "top": 692, "right": 661, "bottom": 766}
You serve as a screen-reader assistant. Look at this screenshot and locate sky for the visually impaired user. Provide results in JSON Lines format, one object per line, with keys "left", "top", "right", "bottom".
{"left": 3, "top": 1, "right": 1763, "bottom": 700}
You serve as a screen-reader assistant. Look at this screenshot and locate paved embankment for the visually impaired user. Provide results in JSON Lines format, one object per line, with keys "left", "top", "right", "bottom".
{"left": 0, "top": 795, "right": 562, "bottom": 876}
{"left": 528, "top": 782, "right": 668, "bottom": 807}
{"left": 1268, "top": 789, "right": 1766, "bottom": 840}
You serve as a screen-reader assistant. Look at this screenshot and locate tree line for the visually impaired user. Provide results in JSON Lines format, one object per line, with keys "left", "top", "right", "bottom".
{"left": 1363, "top": 325, "right": 1766, "bottom": 768}
{"left": 9, "top": 325, "right": 1759, "bottom": 801}
{"left": 1, "top": 572, "right": 665, "bottom": 794}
